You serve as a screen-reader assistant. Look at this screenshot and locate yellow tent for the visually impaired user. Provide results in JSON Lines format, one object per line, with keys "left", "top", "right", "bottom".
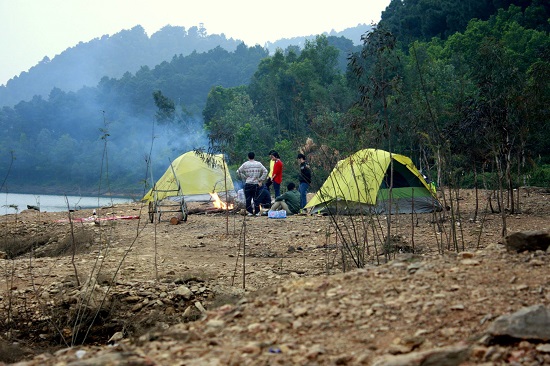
{"left": 306, "top": 149, "right": 441, "bottom": 214}
{"left": 142, "top": 151, "right": 234, "bottom": 202}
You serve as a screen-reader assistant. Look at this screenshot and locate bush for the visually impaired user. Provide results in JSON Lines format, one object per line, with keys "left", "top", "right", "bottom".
{"left": 461, "top": 171, "right": 499, "bottom": 190}
{"left": 529, "top": 164, "right": 550, "bottom": 187}
{"left": 460, "top": 165, "right": 550, "bottom": 190}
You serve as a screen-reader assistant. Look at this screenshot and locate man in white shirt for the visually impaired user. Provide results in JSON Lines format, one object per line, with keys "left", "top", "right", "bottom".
{"left": 236, "top": 152, "right": 268, "bottom": 216}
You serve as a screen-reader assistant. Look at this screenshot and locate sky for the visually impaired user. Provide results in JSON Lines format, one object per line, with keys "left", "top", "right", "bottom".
{"left": 0, "top": 0, "right": 390, "bottom": 86}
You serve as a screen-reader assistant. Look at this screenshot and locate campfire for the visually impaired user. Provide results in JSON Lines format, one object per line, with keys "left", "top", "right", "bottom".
{"left": 209, "top": 192, "right": 234, "bottom": 210}
{"left": 185, "top": 193, "right": 236, "bottom": 215}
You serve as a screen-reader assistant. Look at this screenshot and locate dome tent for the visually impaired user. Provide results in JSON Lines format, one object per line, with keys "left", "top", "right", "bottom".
{"left": 142, "top": 151, "right": 234, "bottom": 203}
{"left": 306, "top": 149, "right": 441, "bottom": 215}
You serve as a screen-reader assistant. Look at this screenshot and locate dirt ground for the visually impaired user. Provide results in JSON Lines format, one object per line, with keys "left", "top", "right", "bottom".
{"left": 0, "top": 187, "right": 549, "bottom": 365}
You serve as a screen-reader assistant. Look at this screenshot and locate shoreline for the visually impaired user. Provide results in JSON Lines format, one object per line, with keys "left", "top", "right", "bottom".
{"left": 1, "top": 189, "right": 140, "bottom": 199}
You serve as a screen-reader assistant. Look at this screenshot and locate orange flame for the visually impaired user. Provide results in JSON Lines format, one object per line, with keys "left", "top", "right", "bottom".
{"left": 210, "top": 192, "right": 234, "bottom": 210}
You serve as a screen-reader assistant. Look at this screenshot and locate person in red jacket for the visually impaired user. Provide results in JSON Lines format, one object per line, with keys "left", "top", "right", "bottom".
{"left": 268, "top": 150, "right": 283, "bottom": 198}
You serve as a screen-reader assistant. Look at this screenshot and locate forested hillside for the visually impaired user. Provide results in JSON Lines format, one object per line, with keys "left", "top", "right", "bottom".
{"left": 0, "top": 43, "right": 270, "bottom": 196}
{"left": 0, "top": 33, "right": 359, "bottom": 196}
{"left": 380, "top": 0, "right": 550, "bottom": 42}
{"left": 0, "top": 0, "right": 548, "bottom": 200}
{"left": 0, "top": 25, "right": 242, "bottom": 107}
{"left": 204, "top": 0, "right": 550, "bottom": 197}
{"left": 0, "top": 24, "right": 371, "bottom": 108}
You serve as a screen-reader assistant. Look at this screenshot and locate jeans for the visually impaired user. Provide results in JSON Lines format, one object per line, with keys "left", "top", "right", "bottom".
{"left": 299, "top": 182, "right": 309, "bottom": 209}
{"left": 244, "top": 183, "right": 260, "bottom": 214}
{"left": 273, "top": 182, "right": 281, "bottom": 198}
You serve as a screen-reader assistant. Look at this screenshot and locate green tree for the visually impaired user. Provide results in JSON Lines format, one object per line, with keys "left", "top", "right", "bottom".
{"left": 248, "top": 35, "right": 353, "bottom": 148}
{"left": 153, "top": 90, "right": 175, "bottom": 123}
{"left": 247, "top": 49, "right": 289, "bottom": 138}
{"left": 348, "top": 27, "right": 403, "bottom": 153}
{"left": 206, "top": 90, "right": 272, "bottom": 164}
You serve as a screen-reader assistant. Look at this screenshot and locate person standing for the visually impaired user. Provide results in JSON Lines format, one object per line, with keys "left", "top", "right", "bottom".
{"left": 266, "top": 150, "right": 275, "bottom": 192}
{"left": 297, "top": 153, "right": 312, "bottom": 209}
{"left": 270, "top": 182, "right": 301, "bottom": 215}
{"left": 269, "top": 150, "right": 283, "bottom": 198}
{"left": 236, "top": 152, "right": 268, "bottom": 216}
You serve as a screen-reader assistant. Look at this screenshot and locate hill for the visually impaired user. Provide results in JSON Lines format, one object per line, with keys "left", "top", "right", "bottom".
{"left": 0, "top": 24, "right": 370, "bottom": 108}
{"left": 0, "top": 25, "right": 241, "bottom": 107}
{"left": 265, "top": 23, "right": 372, "bottom": 51}
{"left": 1, "top": 188, "right": 549, "bottom": 364}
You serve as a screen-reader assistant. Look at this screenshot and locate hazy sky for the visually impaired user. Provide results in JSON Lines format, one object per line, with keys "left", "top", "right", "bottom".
{"left": 0, "top": 0, "right": 390, "bottom": 86}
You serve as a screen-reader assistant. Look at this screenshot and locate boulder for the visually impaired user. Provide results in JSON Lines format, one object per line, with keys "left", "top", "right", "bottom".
{"left": 487, "top": 304, "right": 550, "bottom": 341}
{"left": 504, "top": 230, "right": 550, "bottom": 252}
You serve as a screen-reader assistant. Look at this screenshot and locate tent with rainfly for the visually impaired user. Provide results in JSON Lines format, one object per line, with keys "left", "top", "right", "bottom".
{"left": 305, "top": 148, "right": 441, "bottom": 215}
{"left": 142, "top": 151, "right": 234, "bottom": 202}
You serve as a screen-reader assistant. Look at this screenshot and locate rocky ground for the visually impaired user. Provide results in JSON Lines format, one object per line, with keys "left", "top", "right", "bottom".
{"left": 0, "top": 187, "right": 549, "bottom": 365}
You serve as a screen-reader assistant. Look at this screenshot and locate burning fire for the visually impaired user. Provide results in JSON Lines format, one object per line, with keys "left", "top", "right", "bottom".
{"left": 210, "top": 192, "right": 234, "bottom": 210}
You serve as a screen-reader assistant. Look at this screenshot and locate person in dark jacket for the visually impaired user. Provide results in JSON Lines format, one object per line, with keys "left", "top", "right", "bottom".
{"left": 255, "top": 184, "right": 272, "bottom": 212}
{"left": 297, "top": 153, "right": 312, "bottom": 209}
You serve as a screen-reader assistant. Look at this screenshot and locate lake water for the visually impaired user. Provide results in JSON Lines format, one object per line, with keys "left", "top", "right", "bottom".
{"left": 0, "top": 193, "right": 133, "bottom": 215}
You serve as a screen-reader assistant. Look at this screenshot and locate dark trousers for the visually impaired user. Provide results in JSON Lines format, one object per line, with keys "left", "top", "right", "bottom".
{"left": 244, "top": 183, "right": 260, "bottom": 214}
{"left": 299, "top": 182, "right": 309, "bottom": 209}
{"left": 273, "top": 182, "right": 281, "bottom": 198}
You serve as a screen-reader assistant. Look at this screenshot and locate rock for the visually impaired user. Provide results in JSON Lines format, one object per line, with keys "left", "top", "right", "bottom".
{"left": 122, "top": 296, "right": 140, "bottom": 303}
{"left": 459, "top": 251, "right": 475, "bottom": 259}
{"left": 241, "top": 342, "right": 261, "bottom": 354}
{"left": 504, "top": 230, "right": 550, "bottom": 252}
{"left": 173, "top": 285, "right": 193, "bottom": 300}
{"left": 108, "top": 331, "right": 124, "bottom": 343}
{"left": 388, "top": 343, "right": 413, "bottom": 355}
{"left": 487, "top": 304, "right": 550, "bottom": 341}
{"left": 194, "top": 301, "right": 206, "bottom": 313}
{"left": 407, "top": 262, "right": 422, "bottom": 274}
{"left": 460, "top": 259, "right": 480, "bottom": 266}
{"left": 306, "top": 344, "right": 325, "bottom": 359}
{"left": 372, "top": 343, "right": 470, "bottom": 366}
{"left": 536, "top": 344, "right": 550, "bottom": 353}
{"left": 205, "top": 319, "right": 225, "bottom": 332}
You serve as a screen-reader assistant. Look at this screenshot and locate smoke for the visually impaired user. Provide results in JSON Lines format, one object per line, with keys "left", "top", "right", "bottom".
{"left": 100, "top": 112, "right": 210, "bottom": 194}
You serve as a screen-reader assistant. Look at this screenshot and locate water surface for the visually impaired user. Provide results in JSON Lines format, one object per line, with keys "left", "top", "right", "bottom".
{"left": 0, "top": 193, "right": 132, "bottom": 215}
